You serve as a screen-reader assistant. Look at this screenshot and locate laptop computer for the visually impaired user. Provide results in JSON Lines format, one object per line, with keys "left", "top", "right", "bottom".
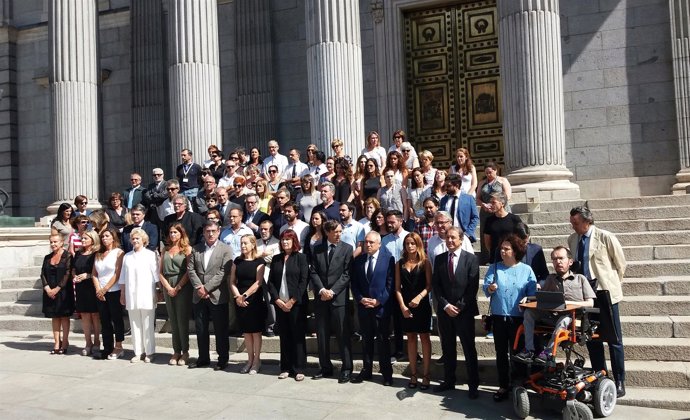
{"left": 536, "top": 290, "right": 566, "bottom": 311}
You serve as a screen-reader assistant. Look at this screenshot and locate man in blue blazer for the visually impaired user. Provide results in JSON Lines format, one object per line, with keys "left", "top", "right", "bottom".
{"left": 439, "top": 174, "right": 479, "bottom": 243}
{"left": 350, "top": 231, "right": 395, "bottom": 385}
{"left": 122, "top": 204, "right": 159, "bottom": 252}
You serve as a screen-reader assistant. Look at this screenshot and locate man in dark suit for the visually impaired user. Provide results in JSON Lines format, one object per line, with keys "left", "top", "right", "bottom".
{"left": 350, "top": 231, "right": 395, "bottom": 385}
{"left": 123, "top": 172, "right": 144, "bottom": 209}
{"left": 121, "top": 204, "right": 159, "bottom": 252}
{"left": 309, "top": 219, "right": 354, "bottom": 383}
{"left": 187, "top": 220, "right": 234, "bottom": 370}
{"left": 142, "top": 168, "right": 168, "bottom": 224}
{"left": 432, "top": 226, "right": 480, "bottom": 398}
{"left": 163, "top": 194, "right": 206, "bottom": 246}
{"left": 243, "top": 192, "right": 269, "bottom": 238}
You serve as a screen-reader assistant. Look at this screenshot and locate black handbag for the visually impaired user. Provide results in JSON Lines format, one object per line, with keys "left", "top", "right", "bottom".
{"left": 481, "top": 262, "right": 497, "bottom": 332}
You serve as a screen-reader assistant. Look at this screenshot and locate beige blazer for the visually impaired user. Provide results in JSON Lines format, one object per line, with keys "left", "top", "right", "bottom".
{"left": 568, "top": 226, "right": 626, "bottom": 304}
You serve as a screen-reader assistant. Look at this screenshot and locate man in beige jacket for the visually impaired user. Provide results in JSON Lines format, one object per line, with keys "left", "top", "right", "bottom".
{"left": 568, "top": 206, "right": 627, "bottom": 397}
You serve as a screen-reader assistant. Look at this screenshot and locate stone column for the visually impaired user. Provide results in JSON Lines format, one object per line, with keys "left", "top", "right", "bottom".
{"left": 497, "top": 0, "right": 579, "bottom": 199}
{"left": 131, "top": 0, "right": 169, "bottom": 174}
{"left": 305, "top": 0, "right": 365, "bottom": 157}
{"left": 0, "top": 1, "right": 18, "bottom": 216}
{"left": 167, "top": 0, "right": 222, "bottom": 166}
{"left": 671, "top": 0, "right": 690, "bottom": 194}
{"left": 236, "top": 0, "right": 276, "bottom": 153}
{"left": 49, "top": 0, "right": 100, "bottom": 209}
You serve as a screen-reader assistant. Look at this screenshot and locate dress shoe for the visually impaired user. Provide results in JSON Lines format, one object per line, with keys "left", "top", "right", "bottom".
{"left": 188, "top": 360, "right": 210, "bottom": 369}
{"left": 382, "top": 378, "right": 393, "bottom": 386}
{"left": 468, "top": 388, "right": 479, "bottom": 400}
{"left": 493, "top": 388, "right": 510, "bottom": 402}
{"left": 616, "top": 381, "right": 626, "bottom": 398}
{"left": 214, "top": 363, "right": 227, "bottom": 371}
{"left": 312, "top": 370, "right": 333, "bottom": 380}
{"left": 433, "top": 381, "right": 456, "bottom": 393}
{"left": 350, "top": 370, "right": 372, "bottom": 383}
{"left": 338, "top": 372, "right": 352, "bottom": 383}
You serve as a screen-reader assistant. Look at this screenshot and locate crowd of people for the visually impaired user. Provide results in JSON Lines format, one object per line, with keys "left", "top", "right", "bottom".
{"left": 42, "top": 131, "right": 627, "bottom": 399}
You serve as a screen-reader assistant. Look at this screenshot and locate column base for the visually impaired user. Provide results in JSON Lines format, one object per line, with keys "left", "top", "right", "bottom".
{"left": 507, "top": 166, "right": 580, "bottom": 209}
{"left": 671, "top": 168, "right": 690, "bottom": 195}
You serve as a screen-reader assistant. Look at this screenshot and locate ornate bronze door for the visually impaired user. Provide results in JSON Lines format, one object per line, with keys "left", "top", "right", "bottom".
{"left": 405, "top": 1, "right": 503, "bottom": 171}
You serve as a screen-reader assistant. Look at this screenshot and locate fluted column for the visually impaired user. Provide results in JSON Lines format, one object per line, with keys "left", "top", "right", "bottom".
{"left": 671, "top": 0, "right": 690, "bottom": 194}
{"left": 167, "top": 0, "right": 222, "bottom": 165}
{"left": 131, "top": 0, "right": 168, "bottom": 174}
{"left": 237, "top": 0, "right": 276, "bottom": 152}
{"left": 306, "top": 0, "right": 365, "bottom": 157}
{"left": 498, "top": 0, "right": 579, "bottom": 196}
{"left": 49, "top": 0, "right": 100, "bottom": 208}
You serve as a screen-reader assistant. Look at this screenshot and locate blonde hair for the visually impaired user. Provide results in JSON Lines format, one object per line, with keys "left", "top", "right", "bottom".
{"left": 129, "top": 227, "right": 150, "bottom": 247}
{"left": 331, "top": 138, "right": 343, "bottom": 148}
{"left": 255, "top": 179, "right": 270, "bottom": 199}
{"left": 240, "top": 234, "right": 258, "bottom": 260}
{"left": 419, "top": 150, "right": 434, "bottom": 162}
{"left": 81, "top": 230, "right": 101, "bottom": 253}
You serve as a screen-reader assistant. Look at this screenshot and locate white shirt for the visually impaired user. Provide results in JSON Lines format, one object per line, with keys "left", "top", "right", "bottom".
{"left": 262, "top": 153, "right": 289, "bottom": 176}
{"left": 364, "top": 250, "right": 380, "bottom": 276}
{"left": 118, "top": 248, "right": 158, "bottom": 310}
{"left": 219, "top": 224, "right": 254, "bottom": 257}
{"left": 257, "top": 236, "right": 280, "bottom": 283}
{"left": 218, "top": 174, "right": 238, "bottom": 188}
{"left": 308, "top": 163, "right": 327, "bottom": 179}
{"left": 203, "top": 240, "right": 219, "bottom": 271}
{"left": 279, "top": 263, "right": 289, "bottom": 301}
{"left": 427, "top": 235, "right": 447, "bottom": 273}
{"left": 282, "top": 161, "right": 309, "bottom": 181}
{"left": 361, "top": 146, "right": 387, "bottom": 168}
{"left": 280, "top": 220, "right": 310, "bottom": 251}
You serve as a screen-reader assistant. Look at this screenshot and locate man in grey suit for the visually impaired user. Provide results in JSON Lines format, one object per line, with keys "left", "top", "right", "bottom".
{"left": 187, "top": 220, "right": 234, "bottom": 370}
{"left": 309, "top": 219, "right": 354, "bottom": 383}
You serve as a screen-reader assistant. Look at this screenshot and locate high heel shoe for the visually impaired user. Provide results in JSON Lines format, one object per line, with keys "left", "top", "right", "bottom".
{"left": 408, "top": 373, "right": 418, "bottom": 389}
{"left": 420, "top": 374, "right": 430, "bottom": 391}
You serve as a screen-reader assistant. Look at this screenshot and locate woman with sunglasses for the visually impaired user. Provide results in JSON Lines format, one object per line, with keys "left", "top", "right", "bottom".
{"left": 330, "top": 138, "right": 352, "bottom": 167}
{"left": 266, "top": 165, "right": 283, "bottom": 195}
{"left": 400, "top": 142, "right": 419, "bottom": 170}
{"left": 295, "top": 174, "right": 321, "bottom": 222}
{"left": 255, "top": 179, "right": 273, "bottom": 214}
{"left": 208, "top": 150, "right": 225, "bottom": 182}
{"left": 68, "top": 215, "right": 90, "bottom": 256}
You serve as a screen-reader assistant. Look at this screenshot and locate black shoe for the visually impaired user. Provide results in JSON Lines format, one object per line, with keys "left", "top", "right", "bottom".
{"left": 214, "top": 363, "right": 227, "bottom": 371}
{"left": 188, "top": 360, "right": 210, "bottom": 369}
{"left": 493, "top": 388, "right": 510, "bottom": 402}
{"left": 338, "top": 372, "right": 351, "bottom": 383}
{"left": 312, "top": 370, "right": 333, "bottom": 380}
{"left": 394, "top": 352, "right": 407, "bottom": 362}
{"left": 350, "top": 371, "right": 372, "bottom": 383}
{"left": 352, "top": 332, "right": 362, "bottom": 342}
{"left": 468, "top": 388, "right": 479, "bottom": 400}
{"left": 382, "top": 378, "right": 393, "bottom": 386}
{"left": 616, "top": 381, "right": 626, "bottom": 398}
{"left": 97, "top": 350, "right": 110, "bottom": 360}
{"left": 434, "top": 355, "right": 445, "bottom": 365}
{"left": 433, "top": 381, "right": 455, "bottom": 393}
{"left": 263, "top": 330, "right": 276, "bottom": 338}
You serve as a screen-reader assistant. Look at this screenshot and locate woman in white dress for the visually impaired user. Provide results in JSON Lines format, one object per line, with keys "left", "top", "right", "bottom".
{"left": 449, "top": 147, "right": 478, "bottom": 197}
{"left": 360, "top": 130, "right": 387, "bottom": 168}
{"left": 119, "top": 228, "right": 159, "bottom": 363}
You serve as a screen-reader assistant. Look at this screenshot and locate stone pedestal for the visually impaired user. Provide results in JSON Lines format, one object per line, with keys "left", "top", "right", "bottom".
{"left": 497, "top": 0, "right": 579, "bottom": 199}
{"left": 131, "top": 0, "right": 168, "bottom": 174}
{"left": 167, "top": 0, "right": 222, "bottom": 166}
{"left": 670, "top": 0, "right": 690, "bottom": 194}
{"left": 305, "top": 0, "right": 365, "bottom": 157}
{"left": 48, "top": 0, "right": 100, "bottom": 212}
{"left": 237, "top": 0, "right": 276, "bottom": 152}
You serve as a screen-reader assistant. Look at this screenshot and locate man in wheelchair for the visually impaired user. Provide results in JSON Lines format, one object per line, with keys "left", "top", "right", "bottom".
{"left": 515, "top": 246, "right": 595, "bottom": 364}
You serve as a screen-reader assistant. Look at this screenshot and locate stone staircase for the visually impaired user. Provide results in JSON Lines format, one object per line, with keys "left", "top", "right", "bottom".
{"left": 1, "top": 195, "right": 690, "bottom": 410}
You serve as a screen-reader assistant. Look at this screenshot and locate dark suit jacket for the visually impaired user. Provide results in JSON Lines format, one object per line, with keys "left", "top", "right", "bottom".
{"left": 432, "top": 250, "right": 479, "bottom": 316}
{"left": 243, "top": 210, "right": 269, "bottom": 237}
{"left": 523, "top": 242, "right": 549, "bottom": 282}
{"left": 121, "top": 221, "right": 159, "bottom": 253}
{"left": 123, "top": 186, "right": 144, "bottom": 209}
{"left": 440, "top": 193, "right": 479, "bottom": 242}
{"left": 266, "top": 252, "right": 309, "bottom": 305}
{"left": 163, "top": 211, "right": 206, "bottom": 246}
{"left": 142, "top": 181, "right": 167, "bottom": 207}
{"left": 309, "top": 241, "right": 353, "bottom": 307}
{"left": 351, "top": 248, "right": 395, "bottom": 318}
{"left": 187, "top": 241, "right": 233, "bottom": 305}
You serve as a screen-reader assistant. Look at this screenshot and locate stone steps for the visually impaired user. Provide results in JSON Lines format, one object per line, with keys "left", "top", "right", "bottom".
{"left": 532, "top": 231, "right": 690, "bottom": 248}
{"left": 529, "top": 218, "right": 690, "bottom": 236}
{"left": 478, "top": 259, "right": 690, "bottom": 278}
{"left": 511, "top": 194, "right": 690, "bottom": 214}
{"left": 518, "top": 205, "right": 690, "bottom": 224}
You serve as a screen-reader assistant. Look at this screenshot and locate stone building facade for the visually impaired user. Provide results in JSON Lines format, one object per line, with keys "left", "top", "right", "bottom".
{"left": 0, "top": 0, "right": 687, "bottom": 218}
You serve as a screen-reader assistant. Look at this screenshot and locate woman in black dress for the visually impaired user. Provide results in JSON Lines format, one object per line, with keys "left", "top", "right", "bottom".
{"left": 362, "top": 158, "right": 383, "bottom": 201}
{"left": 395, "top": 232, "right": 432, "bottom": 389}
{"left": 230, "top": 234, "right": 267, "bottom": 375}
{"left": 72, "top": 230, "right": 101, "bottom": 356}
{"left": 267, "top": 230, "right": 309, "bottom": 381}
{"left": 41, "top": 234, "right": 74, "bottom": 354}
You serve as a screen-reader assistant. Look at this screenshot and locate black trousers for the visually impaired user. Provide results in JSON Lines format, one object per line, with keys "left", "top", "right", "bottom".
{"left": 438, "top": 310, "right": 479, "bottom": 389}
{"left": 193, "top": 299, "right": 229, "bottom": 365}
{"left": 98, "top": 291, "right": 124, "bottom": 353}
{"left": 587, "top": 302, "right": 625, "bottom": 383}
{"left": 276, "top": 303, "right": 307, "bottom": 375}
{"left": 359, "top": 308, "right": 392, "bottom": 380}
{"left": 492, "top": 315, "right": 522, "bottom": 389}
{"left": 314, "top": 301, "right": 352, "bottom": 373}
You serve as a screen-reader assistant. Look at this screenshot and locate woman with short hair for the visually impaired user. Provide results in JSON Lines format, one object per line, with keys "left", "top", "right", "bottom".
{"left": 418, "top": 150, "right": 437, "bottom": 186}
{"left": 41, "top": 234, "right": 74, "bottom": 354}
{"left": 105, "top": 192, "right": 128, "bottom": 231}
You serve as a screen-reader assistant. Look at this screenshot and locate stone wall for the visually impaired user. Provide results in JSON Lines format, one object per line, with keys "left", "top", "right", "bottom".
{"left": 561, "top": 0, "right": 678, "bottom": 198}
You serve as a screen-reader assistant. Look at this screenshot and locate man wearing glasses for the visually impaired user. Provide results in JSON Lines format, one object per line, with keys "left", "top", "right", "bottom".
{"left": 218, "top": 160, "right": 239, "bottom": 189}
{"left": 123, "top": 173, "right": 144, "bottom": 210}
{"left": 242, "top": 193, "right": 269, "bottom": 238}
{"left": 142, "top": 168, "right": 167, "bottom": 223}
{"left": 261, "top": 140, "right": 288, "bottom": 177}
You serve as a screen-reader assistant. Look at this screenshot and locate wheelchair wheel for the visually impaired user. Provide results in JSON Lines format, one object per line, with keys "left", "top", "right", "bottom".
{"left": 562, "top": 401, "right": 593, "bottom": 420}
{"left": 593, "top": 378, "right": 617, "bottom": 417}
{"left": 512, "top": 386, "right": 530, "bottom": 419}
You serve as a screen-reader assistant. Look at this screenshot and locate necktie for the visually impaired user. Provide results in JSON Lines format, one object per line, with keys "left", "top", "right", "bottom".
{"left": 578, "top": 235, "right": 590, "bottom": 279}
{"left": 449, "top": 196, "right": 457, "bottom": 225}
{"left": 292, "top": 164, "right": 297, "bottom": 178}
{"left": 328, "top": 244, "right": 336, "bottom": 263}
{"left": 448, "top": 252, "right": 455, "bottom": 279}
{"left": 127, "top": 187, "right": 136, "bottom": 209}
{"left": 366, "top": 255, "right": 374, "bottom": 283}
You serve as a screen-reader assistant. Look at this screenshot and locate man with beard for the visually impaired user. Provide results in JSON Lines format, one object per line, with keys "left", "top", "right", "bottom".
{"left": 279, "top": 202, "right": 309, "bottom": 249}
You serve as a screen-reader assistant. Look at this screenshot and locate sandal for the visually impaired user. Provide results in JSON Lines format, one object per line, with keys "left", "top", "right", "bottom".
{"left": 295, "top": 373, "right": 305, "bottom": 382}
{"left": 50, "top": 348, "right": 59, "bottom": 355}
{"left": 408, "top": 373, "right": 418, "bottom": 389}
{"left": 420, "top": 374, "right": 430, "bottom": 391}
{"left": 278, "top": 372, "right": 290, "bottom": 379}
{"left": 169, "top": 353, "right": 180, "bottom": 366}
